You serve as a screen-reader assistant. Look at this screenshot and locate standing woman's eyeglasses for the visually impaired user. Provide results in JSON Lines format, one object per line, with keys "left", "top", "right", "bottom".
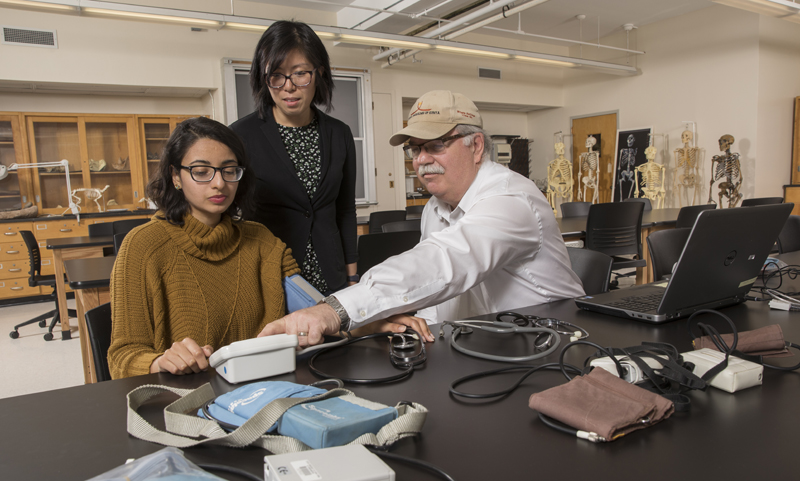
{"left": 267, "top": 69, "right": 316, "bottom": 89}
{"left": 179, "top": 165, "right": 245, "bottom": 183}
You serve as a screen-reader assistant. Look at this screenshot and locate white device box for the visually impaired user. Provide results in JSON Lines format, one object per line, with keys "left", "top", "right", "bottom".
{"left": 681, "top": 348, "right": 763, "bottom": 393}
{"left": 264, "top": 445, "right": 395, "bottom": 481}
{"left": 589, "top": 355, "right": 667, "bottom": 384}
{"left": 208, "top": 334, "right": 298, "bottom": 384}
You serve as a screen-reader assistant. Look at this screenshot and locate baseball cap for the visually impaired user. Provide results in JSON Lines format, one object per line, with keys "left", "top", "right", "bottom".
{"left": 389, "top": 90, "right": 482, "bottom": 146}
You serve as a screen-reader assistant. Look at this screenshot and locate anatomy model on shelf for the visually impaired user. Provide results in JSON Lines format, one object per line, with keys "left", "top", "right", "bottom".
{"left": 578, "top": 136, "right": 600, "bottom": 204}
{"left": 617, "top": 134, "right": 637, "bottom": 201}
{"left": 673, "top": 130, "right": 703, "bottom": 207}
{"left": 546, "top": 141, "right": 573, "bottom": 213}
{"left": 70, "top": 185, "right": 110, "bottom": 212}
{"left": 635, "top": 145, "right": 667, "bottom": 209}
{"left": 708, "top": 134, "right": 742, "bottom": 208}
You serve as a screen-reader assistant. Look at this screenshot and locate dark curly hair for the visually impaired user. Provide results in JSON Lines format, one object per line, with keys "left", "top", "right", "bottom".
{"left": 146, "top": 117, "right": 253, "bottom": 225}
{"left": 249, "top": 20, "right": 334, "bottom": 119}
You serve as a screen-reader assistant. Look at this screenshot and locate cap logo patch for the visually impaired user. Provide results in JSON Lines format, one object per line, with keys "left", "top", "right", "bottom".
{"left": 457, "top": 110, "right": 475, "bottom": 119}
{"left": 410, "top": 101, "right": 438, "bottom": 119}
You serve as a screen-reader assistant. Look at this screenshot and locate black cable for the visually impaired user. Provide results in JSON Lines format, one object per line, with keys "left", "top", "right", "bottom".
{"left": 538, "top": 413, "right": 578, "bottom": 437}
{"left": 367, "top": 448, "right": 456, "bottom": 481}
{"left": 308, "top": 331, "right": 425, "bottom": 384}
{"left": 558, "top": 340, "right": 627, "bottom": 381}
{"left": 449, "top": 363, "right": 582, "bottom": 399}
{"left": 198, "top": 463, "right": 262, "bottom": 481}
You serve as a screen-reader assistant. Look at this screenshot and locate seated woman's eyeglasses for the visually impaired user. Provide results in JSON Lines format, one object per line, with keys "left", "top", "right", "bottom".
{"left": 268, "top": 69, "right": 315, "bottom": 89}
{"left": 180, "top": 165, "right": 245, "bottom": 183}
{"left": 403, "top": 133, "right": 469, "bottom": 160}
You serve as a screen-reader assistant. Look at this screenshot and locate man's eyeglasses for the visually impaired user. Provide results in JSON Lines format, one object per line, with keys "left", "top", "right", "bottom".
{"left": 403, "top": 133, "right": 469, "bottom": 160}
{"left": 267, "top": 69, "right": 315, "bottom": 89}
{"left": 179, "top": 165, "right": 245, "bottom": 183}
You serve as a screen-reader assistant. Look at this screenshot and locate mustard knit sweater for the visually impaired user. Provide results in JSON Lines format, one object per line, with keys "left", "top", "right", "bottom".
{"left": 108, "top": 213, "right": 300, "bottom": 379}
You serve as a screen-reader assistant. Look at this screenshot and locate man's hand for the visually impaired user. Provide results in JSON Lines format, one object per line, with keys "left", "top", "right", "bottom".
{"left": 150, "top": 338, "right": 214, "bottom": 375}
{"left": 350, "top": 314, "right": 435, "bottom": 342}
{"left": 258, "top": 303, "right": 341, "bottom": 347}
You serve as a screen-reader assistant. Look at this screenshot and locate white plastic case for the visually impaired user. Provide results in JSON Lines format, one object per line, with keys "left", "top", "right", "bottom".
{"left": 208, "top": 334, "right": 298, "bottom": 384}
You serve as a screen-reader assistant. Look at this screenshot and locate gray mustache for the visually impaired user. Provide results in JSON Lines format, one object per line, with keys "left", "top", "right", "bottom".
{"left": 417, "top": 164, "right": 445, "bottom": 175}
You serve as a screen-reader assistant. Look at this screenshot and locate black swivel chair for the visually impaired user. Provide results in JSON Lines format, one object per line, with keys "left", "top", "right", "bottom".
{"left": 560, "top": 201, "right": 592, "bottom": 218}
{"left": 88, "top": 222, "right": 115, "bottom": 256}
{"left": 368, "top": 210, "right": 407, "bottom": 234}
{"left": 406, "top": 205, "right": 425, "bottom": 220}
{"left": 646, "top": 228, "right": 692, "bottom": 282}
{"left": 585, "top": 202, "right": 646, "bottom": 288}
{"left": 741, "top": 197, "right": 783, "bottom": 207}
{"left": 623, "top": 197, "right": 652, "bottom": 211}
{"left": 567, "top": 247, "right": 613, "bottom": 295}
{"left": 84, "top": 302, "right": 112, "bottom": 383}
{"left": 9, "top": 231, "right": 77, "bottom": 341}
{"left": 381, "top": 219, "right": 421, "bottom": 233}
{"left": 356, "top": 231, "right": 420, "bottom": 276}
{"left": 675, "top": 204, "right": 716, "bottom": 229}
{"left": 777, "top": 215, "right": 800, "bottom": 254}
{"left": 111, "top": 218, "right": 148, "bottom": 254}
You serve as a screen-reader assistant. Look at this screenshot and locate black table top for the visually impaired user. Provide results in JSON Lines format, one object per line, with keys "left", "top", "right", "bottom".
{"left": 64, "top": 255, "right": 116, "bottom": 289}
{"left": 557, "top": 207, "right": 681, "bottom": 237}
{"left": 46, "top": 235, "right": 114, "bottom": 249}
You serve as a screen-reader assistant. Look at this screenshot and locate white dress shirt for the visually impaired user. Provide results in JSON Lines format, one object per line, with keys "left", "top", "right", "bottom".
{"left": 336, "top": 161, "right": 585, "bottom": 326}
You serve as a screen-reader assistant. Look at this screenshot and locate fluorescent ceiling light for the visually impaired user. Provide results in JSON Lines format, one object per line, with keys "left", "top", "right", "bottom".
{"left": 82, "top": 7, "right": 220, "bottom": 27}
{"left": 435, "top": 45, "right": 511, "bottom": 59}
{"left": 338, "top": 34, "right": 432, "bottom": 50}
{"left": 313, "top": 31, "right": 338, "bottom": 39}
{"left": 712, "top": 0, "right": 800, "bottom": 20}
{"left": 514, "top": 55, "right": 576, "bottom": 67}
{"left": 0, "top": 0, "right": 75, "bottom": 11}
{"left": 225, "top": 22, "right": 269, "bottom": 32}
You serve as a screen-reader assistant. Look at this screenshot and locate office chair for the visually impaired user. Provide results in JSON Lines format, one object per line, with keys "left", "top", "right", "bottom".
{"left": 623, "top": 197, "right": 652, "bottom": 211}
{"left": 111, "top": 218, "right": 148, "bottom": 254}
{"left": 84, "top": 302, "right": 112, "bottom": 383}
{"left": 406, "top": 205, "right": 425, "bottom": 220}
{"left": 357, "top": 231, "right": 420, "bottom": 276}
{"left": 741, "top": 197, "right": 783, "bottom": 207}
{"left": 113, "top": 233, "right": 126, "bottom": 254}
{"left": 777, "top": 215, "right": 800, "bottom": 254}
{"left": 381, "top": 219, "right": 421, "bottom": 233}
{"left": 675, "top": 204, "right": 716, "bottom": 229}
{"left": 9, "top": 231, "right": 77, "bottom": 341}
{"left": 88, "top": 222, "right": 115, "bottom": 256}
{"left": 585, "top": 201, "right": 646, "bottom": 288}
{"left": 560, "top": 201, "right": 592, "bottom": 218}
{"left": 567, "top": 247, "right": 613, "bottom": 295}
{"left": 646, "top": 228, "right": 692, "bottom": 282}
{"left": 368, "top": 210, "right": 407, "bottom": 234}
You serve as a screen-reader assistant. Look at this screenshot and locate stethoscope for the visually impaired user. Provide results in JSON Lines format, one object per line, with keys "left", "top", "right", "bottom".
{"left": 439, "top": 311, "right": 589, "bottom": 363}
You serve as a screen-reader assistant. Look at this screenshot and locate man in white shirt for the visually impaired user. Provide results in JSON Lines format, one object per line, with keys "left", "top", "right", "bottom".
{"left": 260, "top": 90, "right": 585, "bottom": 345}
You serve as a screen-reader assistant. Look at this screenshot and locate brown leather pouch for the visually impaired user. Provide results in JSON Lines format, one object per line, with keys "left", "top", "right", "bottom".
{"left": 694, "top": 324, "right": 790, "bottom": 357}
{"left": 528, "top": 368, "right": 674, "bottom": 441}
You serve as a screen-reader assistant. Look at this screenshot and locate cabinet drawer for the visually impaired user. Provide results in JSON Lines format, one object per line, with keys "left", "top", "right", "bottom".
{"left": 0, "top": 242, "right": 29, "bottom": 261}
{"left": 0, "top": 278, "right": 40, "bottom": 299}
{"left": 40, "top": 257, "right": 55, "bottom": 276}
{"left": 33, "top": 220, "right": 90, "bottom": 239}
{"left": 1, "top": 222, "right": 34, "bottom": 239}
{"left": 0, "top": 259, "right": 31, "bottom": 279}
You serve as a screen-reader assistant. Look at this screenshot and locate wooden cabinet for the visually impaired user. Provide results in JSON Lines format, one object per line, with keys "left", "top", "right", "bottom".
{"left": 136, "top": 115, "right": 193, "bottom": 189}
{"left": 0, "top": 113, "right": 32, "bottom": 211}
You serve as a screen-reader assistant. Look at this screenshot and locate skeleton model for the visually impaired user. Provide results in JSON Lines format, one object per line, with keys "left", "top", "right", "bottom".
{"left": 673, "top": 130, "right": 702, "bottom": 207}
{"left": 546, "top": 141, "right": 573, "bottom": 212}
{"left": 617, "top": 134, "right": 637, "bottom": 201}
{"left": 708, "top": 134, "right": 742, "bottom": 208}
{"left": 634, "top": 146, "right": 667, "bottom": 209}
{"left": 70, "top": 185, "right": 110, "bottom": 212}
{"left": 578, "top": 136, "right": 600, "bottom": 204}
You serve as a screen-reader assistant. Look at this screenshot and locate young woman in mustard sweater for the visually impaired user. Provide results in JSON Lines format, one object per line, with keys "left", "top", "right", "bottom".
{"left": 108, "top": 117, "right": 300, "bottom": 379}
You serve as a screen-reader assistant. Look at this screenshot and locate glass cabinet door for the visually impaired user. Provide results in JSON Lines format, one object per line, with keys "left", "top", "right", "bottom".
{"left": 28, "top": 117, "right": 84, "bottom": 214}
{"left": 140, "top": 120, "right": 170, "bottom": 185}
{"left": 84, "top": 120, "right": 134, "bottom": 212}
{"left": 0, "top": 115, "right": 27, "bottom": 211}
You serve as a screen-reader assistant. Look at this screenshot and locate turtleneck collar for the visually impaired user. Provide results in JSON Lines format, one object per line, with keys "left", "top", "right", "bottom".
{"left": 159, "top": 213, "right": 241, "bottom": 261}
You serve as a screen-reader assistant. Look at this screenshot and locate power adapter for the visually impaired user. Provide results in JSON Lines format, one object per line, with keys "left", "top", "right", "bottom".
{"left": 264, "top": 445, "right": 394, "bottom": 481}
{"left": 681, "top": 348, "right": 763, "bottom": 393}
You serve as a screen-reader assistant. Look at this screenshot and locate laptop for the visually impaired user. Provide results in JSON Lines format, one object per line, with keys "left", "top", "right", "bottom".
{"left": 574, "top": 203, "right": 793, "bottom": 323}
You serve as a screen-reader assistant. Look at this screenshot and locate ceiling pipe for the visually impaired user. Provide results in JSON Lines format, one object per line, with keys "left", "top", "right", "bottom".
{"left": 380, "top": 0, "right": 549, "bottom": 68}
{"left": 373, "top": 0, "right": 518, "bottom": 61}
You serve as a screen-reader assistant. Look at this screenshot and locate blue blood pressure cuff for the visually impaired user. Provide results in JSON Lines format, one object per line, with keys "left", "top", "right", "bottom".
{"left": 283, "top": 274, "right": 324, "bottom": 313}
{"left": 198, "top": 381, "right": 398, "bottom": 449}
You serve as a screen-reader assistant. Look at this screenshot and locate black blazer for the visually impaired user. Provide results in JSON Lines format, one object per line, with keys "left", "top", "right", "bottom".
{"left": 230, "top": 108, "right": 358, "bottom": 292}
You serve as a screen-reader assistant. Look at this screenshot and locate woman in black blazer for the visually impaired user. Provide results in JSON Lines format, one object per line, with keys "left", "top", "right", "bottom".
{"left": 231, "top": 21, "right": 357, "bottom": 294}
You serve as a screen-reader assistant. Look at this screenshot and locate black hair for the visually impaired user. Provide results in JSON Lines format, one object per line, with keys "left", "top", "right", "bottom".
{"left": 249, "top": 20, "right": 334, "bottom": 119}
{"left": 146, "top": 117, "right": 254, "bottom": 225}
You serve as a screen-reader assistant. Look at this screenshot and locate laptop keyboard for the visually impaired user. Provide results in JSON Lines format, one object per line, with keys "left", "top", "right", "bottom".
{"left": 607, "top": 293, "right": 663, "bottom": 312}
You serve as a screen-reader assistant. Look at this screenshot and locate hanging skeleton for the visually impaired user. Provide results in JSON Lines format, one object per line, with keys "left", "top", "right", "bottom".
{"left": 578, "top": 136, "right": 600, "bottom": 204}
{"left": 673, "top": 130, "right": 702, "bottom": 207}
{"left": 617, "top": 134, "right": 637, "bottom": 201}
{"left": 708, "top": 134, "right": 742, "bottom": 208}
{"left": 635, "top": 146, "right": 666, "bottom": 209}
{"left": 546, "top": 141, "right": 573, "bottom": 212}
{"left": 70, "top": 185, "right": 111, "bottom": 212}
